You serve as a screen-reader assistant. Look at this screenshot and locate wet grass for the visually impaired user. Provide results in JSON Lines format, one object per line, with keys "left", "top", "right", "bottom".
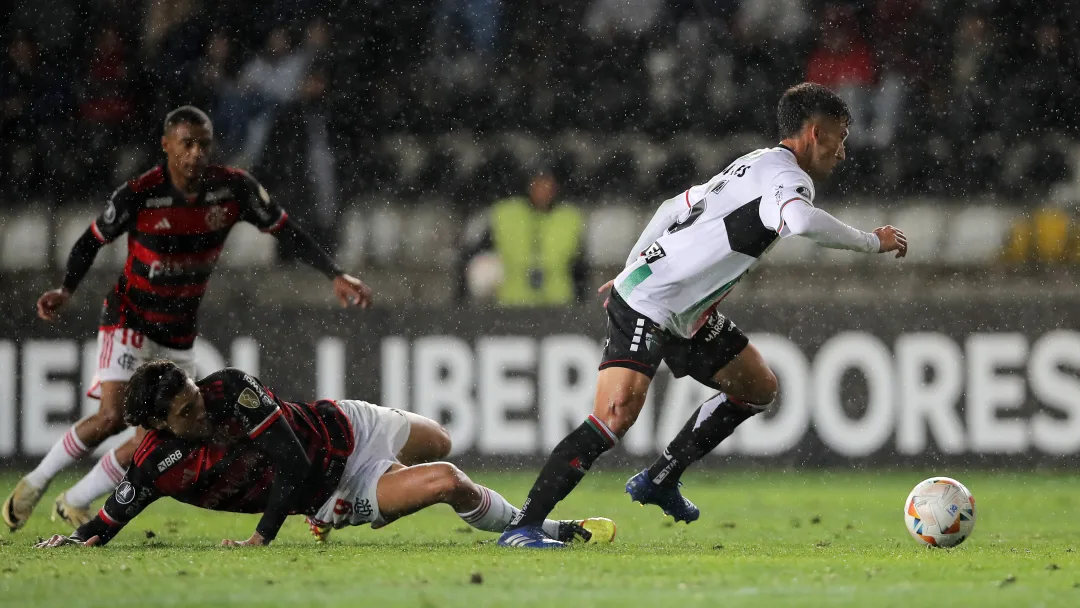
{"left": 2, "top": 469, "right": 1079, "bottom": 607}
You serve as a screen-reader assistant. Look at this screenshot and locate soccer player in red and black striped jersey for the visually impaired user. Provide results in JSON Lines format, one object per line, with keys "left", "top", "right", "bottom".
{"left": 34, "top": 361, "right": 614, "bottom": 548}
{"left": 3, "top": 106, "right": 372, "bottom": 533}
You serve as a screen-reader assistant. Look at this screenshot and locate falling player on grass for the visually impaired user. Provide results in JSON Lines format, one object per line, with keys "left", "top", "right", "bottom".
{"left": 4, "top": 106, "right": 372, "bottom": 532}
{"left": 499, "top": 83, "right": 907, "bottom": 548}
{"left": 35, "top": 361, "right": 615, "bottom": 548}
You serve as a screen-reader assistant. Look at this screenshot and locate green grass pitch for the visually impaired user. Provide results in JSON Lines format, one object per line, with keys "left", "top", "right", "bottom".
{"left": 2, "top": 469, "right": 1079, "bottom": 607}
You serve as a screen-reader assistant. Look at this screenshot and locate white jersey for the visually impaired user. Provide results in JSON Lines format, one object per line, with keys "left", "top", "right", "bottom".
{"left": 614, "top": 146, "right": 819, "bottom": 338}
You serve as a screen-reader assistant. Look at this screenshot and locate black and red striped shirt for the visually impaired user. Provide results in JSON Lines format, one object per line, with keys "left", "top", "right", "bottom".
{"left": 76, "top": 369, "right": 354, "bottom": 544}
{"left": 91, "top": 165, "right": 288, "bottom": 348}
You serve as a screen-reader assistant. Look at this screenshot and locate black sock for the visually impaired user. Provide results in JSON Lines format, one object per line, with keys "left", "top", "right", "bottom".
{"left": 510, "top": 415, "right": 617, "bottom": 528}
{"left": 646, "top": 393, "right": 760, "bottom": 488}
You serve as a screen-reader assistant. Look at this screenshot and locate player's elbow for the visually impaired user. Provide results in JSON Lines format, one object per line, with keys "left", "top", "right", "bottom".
{"left": 432, "top": 425, "right": 452, "bottom": 460}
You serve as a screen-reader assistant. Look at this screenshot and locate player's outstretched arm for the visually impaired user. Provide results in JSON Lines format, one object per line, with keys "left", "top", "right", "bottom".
{"left": 273, "top": 218, "right": 373, "bottom": 309}
{"left": 37, "top": 229, "right": 105, "bottom": 321}
{"left": 781, "top": 202, "right": 889, "bottom": 254}
{"left": 223, "top": 417, "right": 311, "bottom": 547}
{"left": 872, "top": 225, "right": 908, "bottom": 258}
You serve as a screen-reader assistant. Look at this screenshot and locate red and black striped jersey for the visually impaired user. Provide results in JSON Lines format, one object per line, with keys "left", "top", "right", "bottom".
{"left": 84, "top": 369, "right": 354, "bottom": 542}
{"left": 91, "top": 165, "right": 288, "bottom": 349}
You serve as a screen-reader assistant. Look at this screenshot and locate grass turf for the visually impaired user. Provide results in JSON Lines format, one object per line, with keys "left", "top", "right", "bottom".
{"left": 2, "top": 469, "right": 1079, "bottom": 607}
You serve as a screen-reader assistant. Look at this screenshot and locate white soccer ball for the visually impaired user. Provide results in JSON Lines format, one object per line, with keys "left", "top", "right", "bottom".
{"left": 903, "top": 476, "right": 976, "bottom": 548}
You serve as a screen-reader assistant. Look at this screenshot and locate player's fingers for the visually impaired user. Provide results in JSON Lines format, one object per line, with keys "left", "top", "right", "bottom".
{"left": 221, "top": 539, "right": 235, "bottom": 547}
{"left": 597, "top": 279, "right": 614, "bottom": 294}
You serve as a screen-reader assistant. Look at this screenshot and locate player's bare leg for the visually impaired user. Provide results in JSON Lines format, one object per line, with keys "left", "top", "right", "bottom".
{"left": 631, "top": 343, "right": 777, "bottom": 522}
{"left": 51, "top": 386, "right": 141, "bottom": 526}
{"left": 373, "top": 462, "right": 614, "bottom": 544}
{"left": 4, "top": 381, "right": 128, "bottom": 531}
{"left": 499, "top": 367, "right": 651, "bottom": 547}
{"left": 395, "top": 411, "right": 452, "bottom": 465}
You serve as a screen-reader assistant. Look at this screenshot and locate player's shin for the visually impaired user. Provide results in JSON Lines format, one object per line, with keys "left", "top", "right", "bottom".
{"left": 646, "top": 393, "right": 763, "bottom": 487}
{"left": 507, "top": 415, "right": 617, "bottom": 528}
{"left": 24, "top": 425, "right": 90, "bottom": 489}
{"left": 63, "top": 448, "right": 128, "bottom": 508}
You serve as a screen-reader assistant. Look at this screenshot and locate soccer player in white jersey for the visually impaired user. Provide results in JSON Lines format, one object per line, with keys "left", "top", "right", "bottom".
{"left": 499, "top": 83, "right": 907, "bottom": 548}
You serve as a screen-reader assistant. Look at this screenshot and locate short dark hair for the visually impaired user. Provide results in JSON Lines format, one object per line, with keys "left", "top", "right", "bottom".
{"left": 124, "top": 360, "right": 189, "bottom": 428}
{"left": 776, "top": 83, "right": 851, "bottom": 139}
{"left": 163, "top": 105, "right": 213, "bottom": 135}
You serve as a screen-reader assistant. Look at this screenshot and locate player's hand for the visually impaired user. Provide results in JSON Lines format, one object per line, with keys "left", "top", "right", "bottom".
{"left": 221, "top": 531, "right": 268, "bottom": 547}
{"left": 597, "top": 279, "right": 615, "bottom": 295}
{"left": 873, "top": 225, "right": 908, "bottom": 259}
{"left": 37, "top": 288, "right": 71, "bottom": 321}
{"left": 333, "top": 274, "right": 373, "bottom": 309}
{"left": 34, "top": 534, "right": 100, "bottom": 548}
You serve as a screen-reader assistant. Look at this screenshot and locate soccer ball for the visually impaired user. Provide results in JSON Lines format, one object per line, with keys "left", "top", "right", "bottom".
{"left": 903, "top": 477, "right": 976, "bottom": 548}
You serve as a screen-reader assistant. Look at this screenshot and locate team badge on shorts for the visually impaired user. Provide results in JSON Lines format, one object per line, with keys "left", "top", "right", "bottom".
{"left": 237, "top": 388, "right": 260, "bottom": 409}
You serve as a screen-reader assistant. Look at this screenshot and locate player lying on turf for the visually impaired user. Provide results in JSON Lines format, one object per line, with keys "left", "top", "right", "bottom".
{"left": 5, "top": 105, "right": 372, "bottom": 533}
{"left": 35, "top": 361, "right": 614, "bottom": 548}
{"left": 500, "top": 83, "right": 908, "bottom": 548}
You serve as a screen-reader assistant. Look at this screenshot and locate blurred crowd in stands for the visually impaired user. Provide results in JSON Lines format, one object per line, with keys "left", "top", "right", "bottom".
{"left": 2, "top": 0, "right": 1078, "bottom": 210}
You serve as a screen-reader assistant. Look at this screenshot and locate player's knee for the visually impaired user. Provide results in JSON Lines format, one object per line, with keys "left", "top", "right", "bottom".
{"left": 93, "top": 408, "right": 128, "bottom": 435}
{"left": 428, "top": 463, "right": 470, "bottom": 500}
{"left": 602, "top": 393, "right": 643, "bottom": 437}
{"left": 431, "top": 425, "right": 452, "bottom": 459}
{"left": 744, "top": 370, "right": 778, "bottom": 408}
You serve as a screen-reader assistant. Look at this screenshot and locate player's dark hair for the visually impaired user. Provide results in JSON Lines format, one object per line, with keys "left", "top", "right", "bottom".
{"left": 163, "top": 105, "right": 213, "bottom": 135}
{"left": 777, "top": 83, "right": 851, "bottom": 139}
{"left": 124, "top": 360, "right": 189, "bottom": 428}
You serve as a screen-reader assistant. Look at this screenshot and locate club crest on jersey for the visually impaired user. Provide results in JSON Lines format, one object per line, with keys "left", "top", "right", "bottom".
{"left": 237, "top": 388, "right": 260, "bottom": 409}
{"left": 643, "top": 242, "right": 666, "bottom": 264}
{"left": 204, "top": 205, "right": 229, "bottom": 230}
{"left": 115, "top": 481, "right": 135, "bottom": 505}
{"left": 796, "top": 186, "right": 811, "bottom": 199}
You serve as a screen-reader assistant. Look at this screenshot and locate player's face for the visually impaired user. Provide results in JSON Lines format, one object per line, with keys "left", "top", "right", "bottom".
{"left": 809, "top": 117, "right": 848, "bottom": 179}
{"left": 161, "top": 379, "right": 211, "bottom": 440}
{"left": 162, "top": 123, "right": 213, "bottom": 182}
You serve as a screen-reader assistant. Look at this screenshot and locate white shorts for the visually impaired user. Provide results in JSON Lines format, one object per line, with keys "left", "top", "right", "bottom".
{"left": 86, "top": 327, "right": 197, "bottom": 399}
{"left": 311, "top": 400, "right": 411, "bottom": 528}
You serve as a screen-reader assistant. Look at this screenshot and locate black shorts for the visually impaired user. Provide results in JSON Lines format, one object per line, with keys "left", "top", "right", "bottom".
{"left": 599, "top": 290, "right": 749, "bottom": 388}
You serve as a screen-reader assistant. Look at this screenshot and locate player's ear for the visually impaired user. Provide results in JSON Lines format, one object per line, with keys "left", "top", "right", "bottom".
{"left": 161, "top": 135, "right": 169, "bottom": 153}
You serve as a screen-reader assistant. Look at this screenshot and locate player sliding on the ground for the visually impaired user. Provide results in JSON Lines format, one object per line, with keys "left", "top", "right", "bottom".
{"left": 4, "top": 105, "right": 373, "bottom": 533}
{"left": 34, "top": 361, "right": 615, "bottom": 548}
{"left": 499, "top": 83, "right": 908, "bottom": 548}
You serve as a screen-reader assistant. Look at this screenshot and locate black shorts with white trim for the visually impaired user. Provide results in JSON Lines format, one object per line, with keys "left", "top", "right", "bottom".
{"left": 598, "top": 290, "right": 749, "bottom": 386}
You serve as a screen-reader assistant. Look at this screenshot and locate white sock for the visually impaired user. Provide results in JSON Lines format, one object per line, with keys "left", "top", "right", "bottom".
{"left": 457, "top": 486, "right": 565, "bottom": 537}
{"left": 25, "top": 426, "right": 89, "bottom": 489}
{"left": 64, "top": 448, "right": 128, "bottom": 508}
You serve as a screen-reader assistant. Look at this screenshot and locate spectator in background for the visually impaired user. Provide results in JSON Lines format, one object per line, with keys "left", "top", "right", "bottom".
{"left": 806, "top": 5, "right": 876, "bottom": 148}
{"left": 1009, "top": 20, "right": 1078, "bottom": 134}
{"left": 233, "top": 20, "right": 327, "bottom": 166}
{"left": 434, "top": 0, "right": 503, "bottom": 58}
{"left": 950, "top": 12, "right": 1000, "bottom": 142}
{"left": 189, "top": 31, "right": 249, "bottom": 154}
{"left": 76, "top": 25, "right": 138, "bottom": 189}
{"left": 458, "top": 167, "right": 587, "bottom": 306}
{"left": 256, "top": 65, "right": 342, "bottom": 258}
{"left": 1, "top": 31, "right": 44, "bottom": 195}
{"left": 733, "top": 0, "right": 811, "bottom": 132}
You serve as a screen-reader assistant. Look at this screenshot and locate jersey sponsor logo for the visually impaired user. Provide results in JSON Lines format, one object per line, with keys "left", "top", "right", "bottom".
{"left": 157, "top": 449, "right": 184, "bottom": 472}
{"left": 643, "top": 242, "right": 666, "bottom": 264}
{"left": 204, "top": 206, "right": 229, "bottom": 230}
{"left": 154, "top": 218, "right": 172, "bottom": 230}
{"left": 702, "top": 312, "right": 729, "bottom": 342}
{"left": 115, "top": 481, "right": 135, "bottom": 504}
{"left": 147, "top": 258, "right": 213, "bottom": 279}
{"left": 237, "top": 388, "right": 260, "bottom": 409}
{"left": 710, "top": 180, "right": 729, "bottom": 195}
{"left": 146, "top": 196, "right": 173, "bottom": 208}
{"left": 204, "top": 188, "right": 234, "bottom": 203}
